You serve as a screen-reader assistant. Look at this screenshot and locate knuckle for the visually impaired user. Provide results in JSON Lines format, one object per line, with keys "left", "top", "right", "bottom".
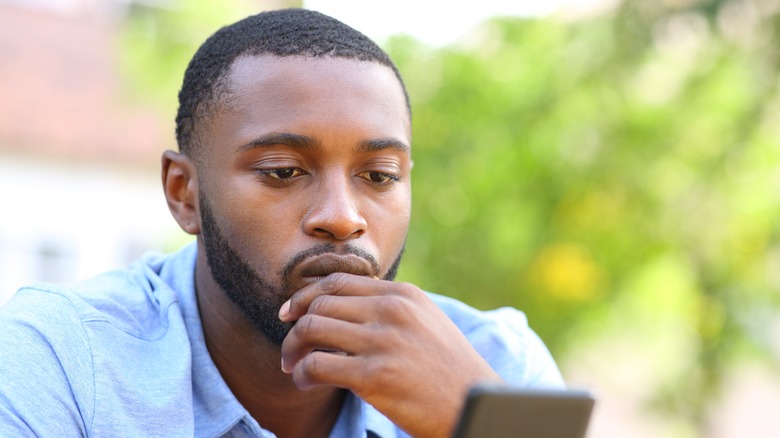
{"left": 296, "top": 314, "right": 318, "bottom": 337}
{"left": 321, "top": 272, "right": 348, "bottom": 294}
{"left": 309, "top": 295, "right": 331, "bottom": 315}
{"left": 379, "top": 294, "right": 411, "bottom": 317}
{"left": 361, "top": 357, "right": 396, "bottom": 390}
{"left": 289, "top": 291, "right": 307, "bottom": 311}
{"left": 301, "top": 352, "right": 324, "bottom": 381}
{"left": 298, "top": 351, "right": 328, "bottom": 388}
{"left": 397, "top": 281, "right": 421, "bottom": 298}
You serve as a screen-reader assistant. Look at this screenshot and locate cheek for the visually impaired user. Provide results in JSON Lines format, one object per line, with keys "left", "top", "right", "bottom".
{"left": 233, "top": 206, "right": 304, "bottom": 245}
{"left": 217, "top": 186, "right": 307, "bottom": 267}
{"left": 223, "top": 173, "right": 306, "bottom": 228}
{"left": 368, "top": 193, "right": 411, "bottom": 251}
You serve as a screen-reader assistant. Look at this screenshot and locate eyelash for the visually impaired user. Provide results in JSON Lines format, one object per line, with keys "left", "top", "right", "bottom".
{"left": 255, "top": 168, "right": 400, "bottom": 186}
{"left": 359, "top": 171, "right": 400, "bottom": 185}
{"left": 256, "top": 167, "right": 305, "bottom": 180}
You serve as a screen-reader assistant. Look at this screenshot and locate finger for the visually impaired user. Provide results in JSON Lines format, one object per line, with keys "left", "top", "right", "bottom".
{"left": 290, "top": 351, "right": 367, "bottom": 391}
{"left": 281, "top": 314, "right": 372, "bottom": 373}
{"left": 303, "top": 294, "right": 379, "bottom": 323}
{"left": 280, "top": 273, "right": 386, "bottom": 322}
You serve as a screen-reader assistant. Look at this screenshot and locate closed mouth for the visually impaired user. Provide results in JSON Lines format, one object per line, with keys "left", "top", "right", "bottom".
{"left": 289, "top": 252, "right": 377, "bottom": 290}
{"left": 298, "top": 254, "right": 375, "bottom": 278}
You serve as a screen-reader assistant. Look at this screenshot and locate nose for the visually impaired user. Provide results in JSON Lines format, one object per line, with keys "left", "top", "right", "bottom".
{"left": 302, "top": 174, "right": 367, "bottom": 241}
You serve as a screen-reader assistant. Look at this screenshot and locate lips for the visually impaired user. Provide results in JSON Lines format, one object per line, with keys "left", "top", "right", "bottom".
{"left": 299, "top": 254, "right": 375, "bottom": 278}
{"left": 290, "top": 253, "right": 377, "bottom": 289}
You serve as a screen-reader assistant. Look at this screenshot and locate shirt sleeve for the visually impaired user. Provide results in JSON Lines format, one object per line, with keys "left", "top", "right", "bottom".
{"left": 0, "top": 288, "right": 94, "bottom": 436}
{"left": 480, "top": 306, "right": 565, "bottom": 388}
{"left": 427, "top": 293, "right": 565, "bottom": 389}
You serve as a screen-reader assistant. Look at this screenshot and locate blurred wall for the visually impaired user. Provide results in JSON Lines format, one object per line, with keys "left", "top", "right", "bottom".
{"left": 0, "top": 1, "right": 185, "bottom": 304}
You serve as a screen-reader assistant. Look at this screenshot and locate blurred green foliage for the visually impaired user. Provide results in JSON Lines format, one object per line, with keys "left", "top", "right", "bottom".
{"left": 118, "top": 0, "right": 302, "bottom": 113}
{"left": 120, "top": 0, "right": 780, "bottom": 433}
{"left": 387, "top": 0, "right": 780, "bottom": 429}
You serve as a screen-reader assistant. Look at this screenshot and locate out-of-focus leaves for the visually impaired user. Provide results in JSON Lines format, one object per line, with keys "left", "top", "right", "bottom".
{"left": 117, "top": 0, "right": 295, "bottom": 113}
{"left": 386, "top": 0, "right": 780, "bottom": 431}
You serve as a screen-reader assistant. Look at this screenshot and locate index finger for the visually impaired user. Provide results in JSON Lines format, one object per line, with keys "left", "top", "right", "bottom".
{"left": 279, "top": 272, "right": 382, "bottom": 322}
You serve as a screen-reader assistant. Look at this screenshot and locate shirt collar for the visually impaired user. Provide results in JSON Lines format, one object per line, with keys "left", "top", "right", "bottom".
{"left": 330, "top": 391, "right": 399, "bottom": 438}
{"left": 158, "top": 243, "right": 251, "bottom": 437}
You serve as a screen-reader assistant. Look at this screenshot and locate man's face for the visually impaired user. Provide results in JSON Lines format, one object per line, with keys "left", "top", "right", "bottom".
{"left": 195, "top": 55, "right": 412, "bottom": 345}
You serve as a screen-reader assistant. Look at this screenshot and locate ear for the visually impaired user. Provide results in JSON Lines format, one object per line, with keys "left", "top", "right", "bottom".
{"left": 162, "top": 150, "right": 201, "bottom": 235}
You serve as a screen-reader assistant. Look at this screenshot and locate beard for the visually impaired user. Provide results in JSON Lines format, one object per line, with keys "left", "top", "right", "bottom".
{"left": 198, "top": 193, "right": 404, "bottom": 346}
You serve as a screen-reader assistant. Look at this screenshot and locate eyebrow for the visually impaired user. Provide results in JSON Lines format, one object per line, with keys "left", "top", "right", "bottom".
{"left": 357, "top": 138, "right": 410, "bottom": 153}
{"left": 237, "top": 132, "right": 410, "bottom": 154}
{"left": 237, "top": 132, "right": 321, "bottom": 152}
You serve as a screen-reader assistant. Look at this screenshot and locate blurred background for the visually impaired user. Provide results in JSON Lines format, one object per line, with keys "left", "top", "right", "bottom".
{"left": 1, "top": 0, "right": 779, "bottom": 436}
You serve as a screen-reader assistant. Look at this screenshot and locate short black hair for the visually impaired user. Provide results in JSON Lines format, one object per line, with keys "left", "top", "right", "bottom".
{"left": 175, "top": 8, "right": 410, "bottom": 157}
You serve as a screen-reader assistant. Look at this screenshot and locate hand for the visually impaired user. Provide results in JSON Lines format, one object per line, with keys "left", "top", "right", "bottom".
{"left": 278, "top": 273, "right": 503, "bottom": 438}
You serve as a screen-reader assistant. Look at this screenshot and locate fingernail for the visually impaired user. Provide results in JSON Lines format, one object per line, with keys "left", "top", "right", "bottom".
{"left": 281, "top": 357, "right": 291, "bottom": 373}
{"left": 279, "top": 300, "right": 290, "bottom": 320}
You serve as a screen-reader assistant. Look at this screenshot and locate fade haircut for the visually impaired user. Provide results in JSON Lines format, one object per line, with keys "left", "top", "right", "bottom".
{"left": 175, "top": 8, "right": 411, "bottom": 158}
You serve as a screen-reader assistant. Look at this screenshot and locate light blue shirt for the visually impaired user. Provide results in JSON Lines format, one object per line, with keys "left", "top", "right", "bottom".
{"left": 0, "top": 243, "right": 563, "bottom": 437}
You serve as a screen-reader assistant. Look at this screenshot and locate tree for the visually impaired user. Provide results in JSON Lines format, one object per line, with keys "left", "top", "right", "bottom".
{"left": 387, "top": 0, "right": 780, "bottom": 433}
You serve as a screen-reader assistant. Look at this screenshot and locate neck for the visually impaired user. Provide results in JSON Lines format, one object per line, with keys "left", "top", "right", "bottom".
{"left": 195, "top": 248, "right": 345, "bottom": 438}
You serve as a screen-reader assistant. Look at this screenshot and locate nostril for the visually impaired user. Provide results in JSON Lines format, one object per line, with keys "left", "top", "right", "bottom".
{"left": 311, "top": 226, "right": 364, "bottom": 240}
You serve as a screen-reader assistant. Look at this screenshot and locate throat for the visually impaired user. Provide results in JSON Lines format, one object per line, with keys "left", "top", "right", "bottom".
{"left": 195, "top": 268, "right": 348, "bottom": 438}
{"left": 203, "top": 310, "right": 348, "bottom": 438}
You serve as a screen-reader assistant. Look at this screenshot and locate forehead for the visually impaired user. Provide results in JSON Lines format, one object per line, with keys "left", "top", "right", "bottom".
{"left": 211, "top": 55, "right": 411, "bottom": 146}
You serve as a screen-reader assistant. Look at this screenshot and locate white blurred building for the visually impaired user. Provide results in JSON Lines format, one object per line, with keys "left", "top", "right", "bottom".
{"left": 0, "top": 1, "right": 188, "bottom": 304}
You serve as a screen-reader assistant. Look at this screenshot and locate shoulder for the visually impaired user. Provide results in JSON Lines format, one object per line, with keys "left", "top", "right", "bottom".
{"left": 426, "top": 292, "right": 529, "bottom": 334}
{"left": 0, "top": 285, "right": 96, "bottom": 356}
{"left": 5, "top": 246, "right": 192, "bottom": 340}
{"left": 0, "top": 245, "right": 199, "bottom": 435}
{"left": 0, "top": 245, "right": 190, "bottom": 384}
{"left": 0, "top": 252, "right": 174, "bottom": 404}
{"left": 426, "top": 292, "right": 565, "bottom": 389}
{"left": 0, "top": 286, "right": 95, "bottom": 434}
{"left": 0, "top": 244, "right": 195, "bottom": 365}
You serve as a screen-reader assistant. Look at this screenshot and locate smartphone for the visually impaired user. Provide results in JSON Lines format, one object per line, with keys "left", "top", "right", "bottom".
{"left": 452, "top": 384, "right": 597, "bottom": 438}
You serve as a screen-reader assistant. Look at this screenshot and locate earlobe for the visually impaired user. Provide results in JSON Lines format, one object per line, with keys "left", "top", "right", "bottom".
{"left": 161, "top": 150, "right": 201, "bottom": 235}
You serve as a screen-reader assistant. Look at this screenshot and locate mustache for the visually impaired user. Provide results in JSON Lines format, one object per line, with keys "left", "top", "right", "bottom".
{"left": 280, "top": 243, "right": 381, "bottom": 280}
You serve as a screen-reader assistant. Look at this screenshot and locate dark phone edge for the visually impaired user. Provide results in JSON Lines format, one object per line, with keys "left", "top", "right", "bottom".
{"left": 452, "top": 383, "right": 597, "bottom": 438}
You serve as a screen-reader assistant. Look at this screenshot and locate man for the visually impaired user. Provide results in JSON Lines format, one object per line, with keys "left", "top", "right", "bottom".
{"left": 0, "top": 9, "right": 563, "bottom": 438}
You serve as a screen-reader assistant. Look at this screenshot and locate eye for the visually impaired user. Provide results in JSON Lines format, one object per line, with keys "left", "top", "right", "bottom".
{"left": 358, "top": 171, "right": 400, "bottom": 185}
{"left": 258, "top": 167, "right": 304, "bottom": 179}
